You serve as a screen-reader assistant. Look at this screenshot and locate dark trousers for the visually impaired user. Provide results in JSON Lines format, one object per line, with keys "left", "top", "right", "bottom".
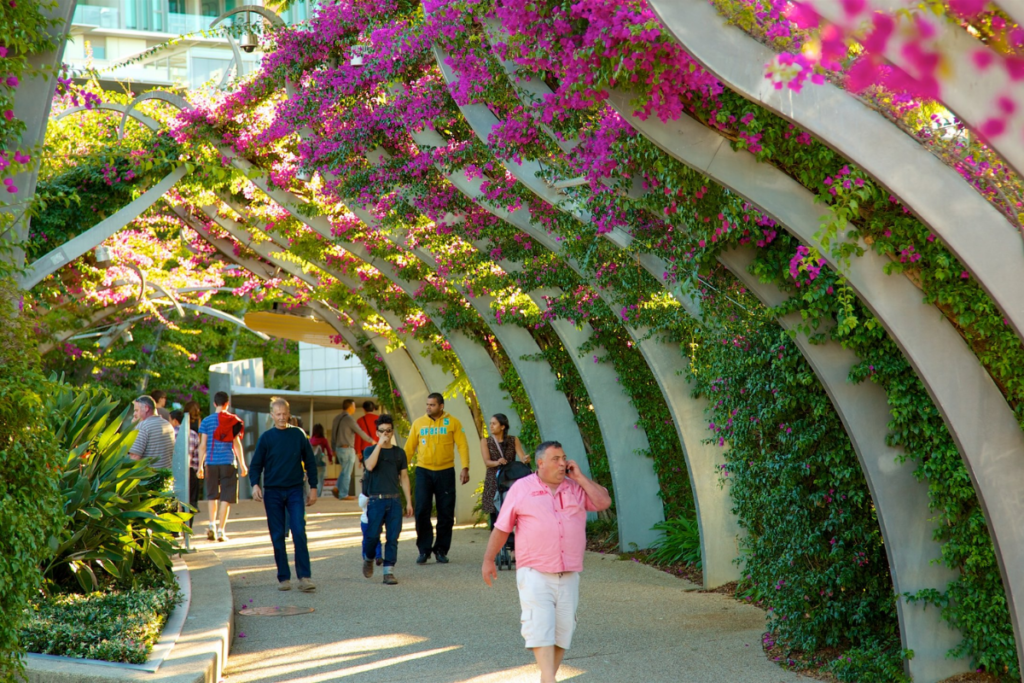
{"left": 187, "top": 467, "right": 201, "bottom": 528}
{"left": 414, "top": 467, "right": 456, "bottom": 555}
{"left": 363, "top": 497, "right": 402, "bottom": 567}
{"left": 263, "top": 485, "right": 311, "bottom": 582}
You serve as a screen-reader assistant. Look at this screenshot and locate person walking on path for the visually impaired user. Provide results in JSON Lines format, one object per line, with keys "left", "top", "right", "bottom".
{"left": 197, "top": 391, "right": 248, "bottom": 542}
{"left": 355, "top": 400, "right": 379, "bottom": 461}
{"left": 331, "top": 399, "right": 373, "bottom": 501}
{"left": 170, "top": 409, "right": 202, "bottom": 529}
{"left": 309, "top": 423, "right": 335, "bottom": 498}
{"left": 481, "top": 441, "right": 611, "bottom": 683}
{"left": 404, "top": 392, "right": 471, "bottom": 565}
{"left": 480, "top": 413, "right": 530, "bottom": 529}
{"left": 128, "top": 395, "right": 175, "bottom": 470}
{"left": 361, "top": 414, "right": 413, "bottom": 585}
{"left": 151, "top": 389, "right": 172, "bottom": 421}
{"left": 250, "top": 397, "right": 319, "bottom": 593}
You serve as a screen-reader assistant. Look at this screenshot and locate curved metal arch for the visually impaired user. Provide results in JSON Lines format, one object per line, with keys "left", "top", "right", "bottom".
{"left": 210, "top": 5, "right": 283, "bottom": 86}
{"left": 55, "top": 102, "right": 161, "bottom": 133}
{"left": 119, "top": 91, "right": 192, "bottom": 141}
{"left": 111, "top": 91, "right": 504, "bottom": 465}
{"left": 215, "top": 193, "right": 522, "bottom": 438}
{"left": 389, "top": 230, "right": 595, "bottom": 486}
{"left": 210, "top": 4, "right": 286, "bottom": 28}
{"left": 89, "top": 299, "right": 271, "bottom": 341}
{"left": 177, "top": 204, "right": 427, "bottom": 424}
{"left": 801, "top": 0, "right": 1024, "bottom": 180}
{"left": 454, "top": 18, "right": 972, "bottom": 640}
{"left": 19, "top": 165, "right": 188, "bottom": 290}
{"left": 647, "top": 0, "right": 1024, "bottom": 350}
{"left": 717, "top": 248, "right": 967, "bottom": 681}
{"left": 198, "top": 202, "right": 486, "bottom": 517}
{"left": 605, "top": 85, "right": 1024, "bottom": 672}
{"left": 402, "top": 118, "right": 662, "bottom": 550}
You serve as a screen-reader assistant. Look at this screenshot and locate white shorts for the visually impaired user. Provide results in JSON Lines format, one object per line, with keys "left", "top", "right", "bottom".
{"left": 516, "top": 566, "right": 580, "bottom": 650}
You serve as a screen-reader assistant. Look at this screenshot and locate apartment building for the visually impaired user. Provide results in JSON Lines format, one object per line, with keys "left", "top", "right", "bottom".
{"left": 64, "top": 0, "right": 316, "bottom": 90}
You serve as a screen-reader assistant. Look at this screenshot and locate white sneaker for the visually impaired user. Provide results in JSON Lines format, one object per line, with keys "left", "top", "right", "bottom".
{"left": 206, "top": 524, "right": 216, "bottom": 541}
{"left": 216, "top": 528, "right": 228, "bottom": 542}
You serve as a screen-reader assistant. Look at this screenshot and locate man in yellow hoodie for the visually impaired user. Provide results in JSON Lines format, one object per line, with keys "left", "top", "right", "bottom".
{"left": 405, "top": 392, "right": 471, "bottom": 564}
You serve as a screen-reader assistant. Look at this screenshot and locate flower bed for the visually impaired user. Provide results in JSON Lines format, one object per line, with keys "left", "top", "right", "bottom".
{"left": 22, "top": 575, "right": 182, "bottom": 665}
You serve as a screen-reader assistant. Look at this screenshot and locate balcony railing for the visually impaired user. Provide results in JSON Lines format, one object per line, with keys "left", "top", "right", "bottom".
{"left": 73, "top": 4, "right": 229, "bottom": 35}
{"left": 73, "top": 4, "right": 120, "bottom": 28}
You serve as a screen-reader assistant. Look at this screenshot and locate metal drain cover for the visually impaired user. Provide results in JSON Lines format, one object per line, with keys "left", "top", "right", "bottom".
{"left": 238, "top": 605, "right": 314, "bottom": 617}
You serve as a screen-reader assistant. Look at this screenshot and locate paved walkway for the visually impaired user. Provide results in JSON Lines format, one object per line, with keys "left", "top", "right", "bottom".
{"left": 194, "top": 499, "right": 804, "bottom": 683}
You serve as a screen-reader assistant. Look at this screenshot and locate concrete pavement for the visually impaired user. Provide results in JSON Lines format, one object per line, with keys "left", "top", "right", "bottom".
{"left": 193, "top": 499, "right": 804, "bottom": 683}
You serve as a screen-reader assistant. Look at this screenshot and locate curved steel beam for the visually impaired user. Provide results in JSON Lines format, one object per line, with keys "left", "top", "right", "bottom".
{"left": 200, "top": 202, "right": 486, "bottom": 508}
{"left": 801, "top": 0, "right": 1024, "bottom": 179}
{"left": 648, "top": 0, "right": 1024, "bottom": 349}
{"left": 718, "top": 247, "right": 967, "bottom": 681}
{"left": 177, "top": 205, "right": 427, "bottom": 424}
{"left": 200, "top": 203, "right": 485, "bottom": 513}
{"left": 55, "top": 102, "right": 161, "bottom": 132}
{"left": 405, "top": 119, "right": 662, "bottom": 550}
{"left": 210, "top": 4, "right": 285, "bottom": 28}
{"left": 19, "top": 165, "right": 188, "bottom": 289}
{"left": 5, "top": 0, "right": 76, "bottom": 264}
{"left": 392, "top": 231, "right": 595, "bottom": 484}
{"left": 119, "top": 91, "right": 192, "bottom": 141}
{"left": 216, "top": 193, "right": 522, "bottom": 438}
{"left": 606, "top": 86, "right": 1024, "bottom": 670}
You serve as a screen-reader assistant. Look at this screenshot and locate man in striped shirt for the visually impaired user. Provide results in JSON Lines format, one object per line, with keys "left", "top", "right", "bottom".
{"left": 198, "top": 391, "right": 248, "bottom": 542}
{"left": 129, "top": 395, "right": 175, "bottom": 470}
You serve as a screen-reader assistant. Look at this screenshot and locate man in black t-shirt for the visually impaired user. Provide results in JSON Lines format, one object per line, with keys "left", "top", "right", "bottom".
{"left": 361, "top": 414, "right": 413, "bottom": 585}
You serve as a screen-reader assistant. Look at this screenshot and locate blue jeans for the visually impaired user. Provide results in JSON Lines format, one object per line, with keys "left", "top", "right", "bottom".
{"left": 361, "top": 520, "right": 383, "bottom": 559}
{"left": 336, "top": 447, "right": 357, "bottom": 497}
{"left": 263, "top": 485, "right": 311, "bottom": 582}
{"left": 363, "top": 497, "right": 402, "bottom": 567}
{"left": 316, "top": 465, "right": 326, "bottom": 497}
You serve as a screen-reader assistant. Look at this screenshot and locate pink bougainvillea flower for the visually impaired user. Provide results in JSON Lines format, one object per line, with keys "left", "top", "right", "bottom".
{"left": 980, "top": 117, "right": 1007, "bottom": 138}
{"left": 5, "top": 75, "right": 18, "bottom": 87}
{"left": 784, "top": 1, "right": 820, "bottom": 29}
{"left": 972, "top": 49, "right": 995, "bottom": 71}
{"left": 840, "top": 0, "right": 865, "bottom": 18}
{"left": 862, "top": 14, "right": 895, "bottom": 54}
{"left": 845, "top": 57, "right": 879, "bottom": 93}
{"left": 948, "top": 0, "right": 987, "bottom": 17}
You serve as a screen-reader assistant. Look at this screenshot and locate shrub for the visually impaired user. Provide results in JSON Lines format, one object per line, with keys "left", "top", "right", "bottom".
{"left": 41, "top": 379, "right": 190, "bottom": 594}
{"left": 0, "top": 278, "right": 64, "bottom": 681}
{"left": 21, "top": 577, "right": 181, "bottom": 664}
{"left": 649, "top": 514, "right": 702, "bottom": 569}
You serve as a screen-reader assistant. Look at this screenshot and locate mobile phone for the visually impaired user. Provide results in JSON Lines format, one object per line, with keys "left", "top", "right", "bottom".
{"left": 566, "top": 463, "right": 575, "bottom": 474}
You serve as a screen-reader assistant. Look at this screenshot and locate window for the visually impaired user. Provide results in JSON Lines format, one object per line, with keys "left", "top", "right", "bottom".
{"left": 85, "top": 38, "right": 107, "bottom": 60}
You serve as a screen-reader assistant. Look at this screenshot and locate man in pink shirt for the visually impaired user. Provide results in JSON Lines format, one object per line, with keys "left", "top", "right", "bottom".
{"left": 482, "top": 441, "right": 611, "bottom": 683}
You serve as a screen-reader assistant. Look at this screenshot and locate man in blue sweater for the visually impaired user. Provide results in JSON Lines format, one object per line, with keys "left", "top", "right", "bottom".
{"left": 250, "top": 397, "right": 319, "bottom": 592}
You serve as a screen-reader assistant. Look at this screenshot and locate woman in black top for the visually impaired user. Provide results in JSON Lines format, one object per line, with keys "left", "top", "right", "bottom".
{"left": 479, "top": 413, "right": 530, "bottom": 528}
